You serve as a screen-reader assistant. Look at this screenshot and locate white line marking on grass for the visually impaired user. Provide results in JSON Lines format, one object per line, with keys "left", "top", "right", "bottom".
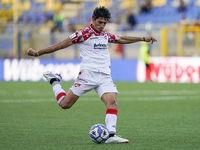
{"left": 80, "top": 96, "right": 200, "bottom": 101}
{"left": 0, "top": 90, "right": 199, "bottom": 96}
{"left": 0, "top": 96, "right": 199, "bottom": 103}
{"left": 133, "top": 96, "right": 200, "bottom": 101}
{"left": 119, "top": 90, "right": 200, "bottom": 95}
{"left": 80, "top": 90, "right": 200, "bottom": 96}
{"left": 0, "top": 99, "right": 56, "bottom": 103}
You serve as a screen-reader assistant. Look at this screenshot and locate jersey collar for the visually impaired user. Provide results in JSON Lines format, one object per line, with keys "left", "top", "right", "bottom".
{"left": 89, "top": 24, "right": 100, "bottom": 34}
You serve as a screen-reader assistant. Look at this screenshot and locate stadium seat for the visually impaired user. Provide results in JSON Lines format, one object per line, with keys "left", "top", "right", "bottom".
{"left": 195, "top": 0, "right": 200, "bottom": 6}
{"left": 1, "top": 0, "right": 12, "bottom": 5}
{"left": 96, "top": 0, "right": 113, "bottom": 8}
{"left": 119, "top": 0, "right": 137, "bottom": 9}
{"left": 46, "top": 10, "right": 54, "bottom": 19}
{"left": 68, "top": 17, "right": 77, "bottom": 26}
{"left": 4, "top": 4, "right": 11, "bottom": 10}
{"left": 22, "top": 1, "right": 31, "bottom": 11}
{"left": 36, "top": 0, "right": 46, "bottom": 3}
{"left": 152, "top": 0, "right": 167, "bottom": 7}
{"left": 45, "top": 0, "right": 54, "bottom": 11}
{"left": 84, "top": 1, "right": 97, "bottom": 8}
{"left": 171, "top": 0, "right": 189, "bottom": 7}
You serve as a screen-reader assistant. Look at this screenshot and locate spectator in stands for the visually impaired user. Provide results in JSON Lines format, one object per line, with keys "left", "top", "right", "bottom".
{"left": 177, "top": 0, "right": 187, "bottom": 13}
{"left": 125, "top": 10, "right": 136, "bottom": 31}
{"left": 51, "top": 11, "right": 65, "bottom": 33}
{"left": 140, "top": 0, "right": 153, "bottom": 13}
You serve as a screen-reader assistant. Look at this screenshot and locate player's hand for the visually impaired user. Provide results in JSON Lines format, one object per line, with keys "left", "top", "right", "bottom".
{"left": 27, "top": 48, "right": 39, "bottom": 57}
{"left": 145, "top": 35, "right": 157, "bottom": 44}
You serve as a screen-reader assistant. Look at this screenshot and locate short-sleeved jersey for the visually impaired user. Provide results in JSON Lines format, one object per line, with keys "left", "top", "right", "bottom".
{"left": 68, "top": 24, "right": 119, "bottom": 75}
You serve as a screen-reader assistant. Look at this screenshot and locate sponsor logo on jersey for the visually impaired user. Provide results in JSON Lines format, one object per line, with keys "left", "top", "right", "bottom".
{"left": 94, "top": 43, "right": 107, "bottom": 49}
{"left": 69, "top": 33, "right": 76, "bottom": 39}
{"left": 74, "top": 83, "right": 81, "bottom": 87}
{"left": 90, "top": 37, "right": 98, "bottom": 40}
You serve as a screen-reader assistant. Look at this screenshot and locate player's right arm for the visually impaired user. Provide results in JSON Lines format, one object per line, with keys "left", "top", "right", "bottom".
{"left": 27, "top": 37, "right": 73, "bottom": 57}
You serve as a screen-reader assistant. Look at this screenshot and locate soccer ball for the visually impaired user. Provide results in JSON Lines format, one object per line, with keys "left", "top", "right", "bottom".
{"left": 89, "top": 124, "right": 109, "bottom": 144}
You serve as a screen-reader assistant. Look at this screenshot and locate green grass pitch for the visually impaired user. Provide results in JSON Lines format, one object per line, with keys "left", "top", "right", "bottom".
{"left": 0, "top": 82, "right": 200, "bottom": 150}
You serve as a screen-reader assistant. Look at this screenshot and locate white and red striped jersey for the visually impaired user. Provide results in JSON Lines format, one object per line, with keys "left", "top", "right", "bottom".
{"left": 68, "top": 24, "right": 119, "bottom": 75}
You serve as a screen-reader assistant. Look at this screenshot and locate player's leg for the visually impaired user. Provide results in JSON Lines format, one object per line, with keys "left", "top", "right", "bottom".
{"left": 101, "top": 92, "right": 129, "bottom": 143}
{"left": 43, "top": 71, "right": 79, "bottom": 109}
{"left": 95, "top": 75, "right": 129, "bottom": 143}
{"left": 59, "top": 89, "right": 79, "bottom": 109}
{"left": 101, "top": 92, "right": 118, "bottom": 136}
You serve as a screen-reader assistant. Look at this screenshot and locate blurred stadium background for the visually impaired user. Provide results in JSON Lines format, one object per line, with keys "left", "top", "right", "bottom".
{"left": 1, "top": 2, "right": 200, "bottom": 149}
{"left": 0, "top": 0, "right": 200, "bottom": 82}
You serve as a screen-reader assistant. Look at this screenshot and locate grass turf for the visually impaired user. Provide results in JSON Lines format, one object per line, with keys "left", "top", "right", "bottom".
{"left": 0, "top": 82, "right": 200, "bottom": 150}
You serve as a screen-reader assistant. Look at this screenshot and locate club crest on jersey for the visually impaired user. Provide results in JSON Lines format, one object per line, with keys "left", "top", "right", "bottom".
{"left": 94, "top": 43, "right": 107, "bottom": 49}
{"left": 104, "top": 36, "right": 107, "bottom": 40}
{"left": 74, "top": 83, "right": 81, "bottom": 87}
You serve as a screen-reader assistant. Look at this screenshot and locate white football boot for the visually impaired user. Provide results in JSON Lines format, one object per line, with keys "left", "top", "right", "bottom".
{"left": 105, "top": 135, "right": 129, "bottom": 144}
{"left": 43, "top": 71, "right": 62, "bottom": 82}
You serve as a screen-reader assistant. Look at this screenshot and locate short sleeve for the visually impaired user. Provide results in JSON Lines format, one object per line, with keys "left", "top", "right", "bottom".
{"left": 107, "top": 33, "right": 119, "bottom": 43}
{"left": 68, "top": 30, "right": 84, "bottom": 44}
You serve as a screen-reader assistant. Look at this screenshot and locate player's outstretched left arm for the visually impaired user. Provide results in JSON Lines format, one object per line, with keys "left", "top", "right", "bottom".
{"left": 27, "top": 37, "right": 73, "bottom": 57}
{"left": 116, "top": 35, "right": 157, "bottom": 44}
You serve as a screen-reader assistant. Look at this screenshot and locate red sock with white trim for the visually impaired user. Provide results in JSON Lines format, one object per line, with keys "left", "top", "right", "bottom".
{"left": 52, "top": 81, "right": 66, "bottom": 105}
{"left": 105, "top": 109, "right": 118, "bottom": 136}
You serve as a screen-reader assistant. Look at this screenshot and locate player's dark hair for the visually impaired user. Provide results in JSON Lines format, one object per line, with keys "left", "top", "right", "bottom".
{"left": 92, "top": 6, "right": 111, "bottom": 21}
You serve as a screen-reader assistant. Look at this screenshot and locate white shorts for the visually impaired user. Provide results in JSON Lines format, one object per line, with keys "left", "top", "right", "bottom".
{"left": 70, "top": 69, "right": 118, "bottom": 99}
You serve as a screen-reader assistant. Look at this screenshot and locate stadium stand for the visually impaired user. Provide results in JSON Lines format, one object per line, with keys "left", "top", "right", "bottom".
{"left": 134, "top": 0, "right": 199, "bottom": 26}
{"left": 0, "top": 0, "right": 198, "bottom": 33}
{"left": 0, "top": 0, "right": 200, "bottom": 57}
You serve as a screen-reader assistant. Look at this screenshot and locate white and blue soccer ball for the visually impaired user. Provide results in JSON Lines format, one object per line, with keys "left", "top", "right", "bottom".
{"left": 89, "top": 124, "right": 109, "bottom": 144}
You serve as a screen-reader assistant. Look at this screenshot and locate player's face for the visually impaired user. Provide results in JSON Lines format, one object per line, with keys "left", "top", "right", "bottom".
{"left": 92, "top": 17, "right": 107, "bottom": 32}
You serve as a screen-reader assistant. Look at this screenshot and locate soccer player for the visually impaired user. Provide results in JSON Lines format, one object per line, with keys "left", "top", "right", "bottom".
{"left": 27, "top": 6, "right": 157, "bottom": 143}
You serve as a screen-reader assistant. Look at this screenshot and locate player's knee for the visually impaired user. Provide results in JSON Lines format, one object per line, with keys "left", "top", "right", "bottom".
{"left": 59, "top": 102, "right": 72, "bottom": 109}
{"left": 108, "top": 99, "right": 118, "bottom": 109}
{"left": 113, "top": 99, "right": 117, "bottom": 104}
{"left": 113, "top": 101, "right": 118, "bottom": 108}
{"left": 111, "top": 97, "right": 117, "bottom": 104}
